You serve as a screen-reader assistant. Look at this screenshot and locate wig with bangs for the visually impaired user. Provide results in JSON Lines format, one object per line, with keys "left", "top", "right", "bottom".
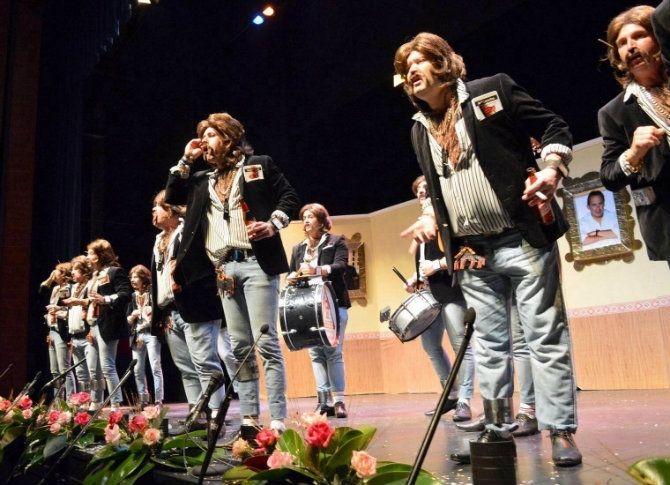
{"left": 299, "top": 203, "right": 332, "bottom": 234}
{"left": 70, "top": 255, "right": 92, "bottom": 279}
{"left": 129, "top": 264, "right": 151, "bottom": 291}
{"left": 87, "top": 239, "right": 120, "bottom": 268}
{"left": 153, "top": 189, "right": 185, "bottom": 218}
{"left": 196, "top": 112, "right": 254, "bottom": 170}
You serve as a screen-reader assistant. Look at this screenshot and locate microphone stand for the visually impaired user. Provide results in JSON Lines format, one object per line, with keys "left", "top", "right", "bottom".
{"left": 37, "top": 359, "right": 138, "bottom": 485}
{"left": 407, "top": 311, "right": 476, "bottom": 485}
{"left": 195, "top": 325, "right": 270, "bottom": 484}
{"left": 0, "top": 363, "right": 13, "bottom": 381}
{"left": 12, "top": 371, "right": 42, "bottom": 405}
{"left": 39, "top": 358, "right": 87, "bottom": 399}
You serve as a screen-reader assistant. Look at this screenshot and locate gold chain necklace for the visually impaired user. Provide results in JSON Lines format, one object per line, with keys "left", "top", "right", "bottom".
{"left": 644, "top": 86, "right": 670, "bottom": 121}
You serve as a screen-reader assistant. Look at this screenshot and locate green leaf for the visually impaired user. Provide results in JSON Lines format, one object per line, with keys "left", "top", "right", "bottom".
{"left": 43, "top": 434, "right": 68, "bottom": 459}
{"left": 83, "top": 459, "right": 117, "bottom": 485}
{"left": 161, "top": 430, "right": 207, "bottom": 450}
{"left": 119, "top": 460, "right": 154, "bottom": 485}
{"left": 323, "top": 427, "right": 376, "bottom": 478}
{"left": 628, "top": 457, "right": 670, "bottom": 485}
{"left": 0, "top": 425, "right": 25, "bottom": 448}
{"left": 129, "top": 437, "right": 145, "bottom": 453}
{"left": 222, "top": 465, "right": 258, "bottom": 480}
{"left": 277, "top": 429, "right": 306, "bottom": 457}
{"left": 75, "top": 432, "right": 96, "bottom": 447}
{"left": 88, "top": 444, "right": 128, "bottom": 467}
{"left": 245, "top": 465, "right": 325, "bottom": 483}
{"left": 107, "top": 451, "right": 149, "bottom": 485}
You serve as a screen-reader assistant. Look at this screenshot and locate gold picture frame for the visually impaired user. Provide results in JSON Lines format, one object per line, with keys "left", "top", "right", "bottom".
{"left": 558, "top": 171, "right": 642, "bottom": 270}
{"left": 344, "top": 233, "right": 366, "bottom": 300}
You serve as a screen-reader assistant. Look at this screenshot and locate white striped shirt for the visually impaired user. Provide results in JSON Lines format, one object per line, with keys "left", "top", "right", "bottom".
{"left": 414, "top": 80, "right": 513, "bottom": 236}
{"left": 204, "top": 160, "right": 251, "bottom": 266}
{"left": 154, "top": 222, "right": 182, "bottom": 308}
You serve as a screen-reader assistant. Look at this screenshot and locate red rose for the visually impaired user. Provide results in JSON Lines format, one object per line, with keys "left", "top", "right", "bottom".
{"left": 255, "top": 428, "right": 278, "bottom": 448}
{"left": 129, "top": 414, "right": 148, "bottom": 433}
{"left": 108, "top": 410, "right": 123, "bottom": 426}
{"left": 74, "top": 412, "right": 90, "bottom": 426}
{"left": 305, "top": 421, "right": 335, "bottom": 448}
{"left": 18, "top": 396, "right": 33, "bottom": 410}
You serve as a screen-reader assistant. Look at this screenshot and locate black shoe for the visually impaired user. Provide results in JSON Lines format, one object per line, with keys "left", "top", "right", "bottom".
{"left": 424, "top": 398, "right": 458, "bottom": 417}
{"left": 334, "top": 401, "right": 348, "bottom": 418}
{"left": 456, "top": 414, "right": 485, "bottom": 432}
{"left": 222, "top": 424, "right": 261, "bottom": 449}
{"left": 315, "top": 402, "right": 335, "bottom": 417}
{"left": 452, "top": 401, "right": 472, "bottom": 422}
{"left": 551, "top": 430, "right": 582, "bottom": 467}
{"left": 511, "top": 412, "right": 539, "bottom": 437}
{"left": 450, "top": 428, "right": 513, "bottom": 464}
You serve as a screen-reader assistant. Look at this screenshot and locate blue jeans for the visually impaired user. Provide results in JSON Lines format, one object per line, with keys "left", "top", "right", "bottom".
{"left": 309, "top": 307, "right": 348, "bottom": 394}
{"left": 458, "top": 234, "right": 577, "bottom": 432}
{"left": 70, "top": 336, "right": 104, "bottom": 403}
{"left": 48, "top": 328, "right": 75, "bottom": 398}
{"left": 131, "top": 331, "right": 164, "bottom": 403}
{"left": 510, "top": 299, "right": 535, "bottom": 406}
{"left": 166, "top": 310, "right": 202, "bottom": 405}
{"left": 420, "top": 299, "right": 475, "bottom": 400}
{"left": 221, "top": 258, "right": 286, "bottom": 420}
{"left": 217, "top": 327, "right": 238, "bottom": 393}
{"left": 90, "top": 324, "right": 122, "bottom": 404}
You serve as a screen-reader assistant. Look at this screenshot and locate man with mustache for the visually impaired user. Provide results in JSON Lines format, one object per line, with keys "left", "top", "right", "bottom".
{"left": 599, "top": 2, "right": 670, "bottom": 265}
{"left": 166, "top": 113, "right": 299, "bottom": 440}
{"left": 394, "top": 32, "right": 581, "bottom": 467}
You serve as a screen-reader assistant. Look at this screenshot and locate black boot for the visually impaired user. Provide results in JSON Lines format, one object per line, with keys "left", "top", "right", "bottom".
{"left": 315, "top": 391, "right": 334, "bottom": 416}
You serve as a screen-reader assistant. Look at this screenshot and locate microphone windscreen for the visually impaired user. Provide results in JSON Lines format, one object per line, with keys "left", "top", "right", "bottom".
{"left": 464, "top": 307, "right": 476, "bottom": 325}
{"left": 128, "top": 359, "right": 138, "bottom": 369}
{"left": 260, "top": 323, "right": 270, "bottom": 334}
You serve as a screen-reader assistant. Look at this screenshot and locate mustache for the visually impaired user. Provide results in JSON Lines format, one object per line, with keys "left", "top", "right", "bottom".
{"left": 625, "top": 48, "right": 660, "bottom": 68}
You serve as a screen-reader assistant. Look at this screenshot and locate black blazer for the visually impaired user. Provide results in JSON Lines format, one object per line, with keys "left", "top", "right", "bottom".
{"left": 94, "top": 266, "right": 131, "bottom": 342}
{"left": 597, "top": 2, "right": 670, "bottom": 261}
{"left": 414, "top": 241, "right": 464, "bottom": 305}
{"left": 411, "top": 73, "right": 571, "bottom": 274}
{"left": 289, "top": 233, "right": 351, "bottom": 308}
{"left": 166, "top": 155, "right": 300, "bottom": 281}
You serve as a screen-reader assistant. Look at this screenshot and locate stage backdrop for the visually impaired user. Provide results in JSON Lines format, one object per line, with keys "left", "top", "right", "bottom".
{"left": 261, "top": 138, "right": 670, "bottom": 399}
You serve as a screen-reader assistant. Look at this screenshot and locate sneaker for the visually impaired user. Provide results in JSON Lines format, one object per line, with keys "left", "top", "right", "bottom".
{"left": 511, "top": 412, "right": 539, "bottom": 437}
{"left": 551, "top": 430, "right": 582, "bottom": 467}
{"left": 270, "top": 420, "right": 286, "bottom": 434}
{"left": 452, "top": 401, "right": 472, "bottom": 422}
{"left": 88, "top": 402, "right": 101, "bottom": 412}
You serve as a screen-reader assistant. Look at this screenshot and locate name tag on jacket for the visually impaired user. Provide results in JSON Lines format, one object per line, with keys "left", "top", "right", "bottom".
{"left": 243, "top": 165, "right": 264, "bottom": 182}
{"left": 472, "top": 91, "right": 503, "bottom": 121}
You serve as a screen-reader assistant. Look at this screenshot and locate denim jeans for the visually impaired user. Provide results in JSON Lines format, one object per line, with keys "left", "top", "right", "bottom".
{"left": 70, "top": 336, "right": 104, "bottom": 403}
{"left": 458, "top": 233, "right": 577, "bottom": 431}
{"left": 90, "top": 324, "right": 122, "bottom": 404}
{"left": 510, "top": 299, "right": 535, "bottom": 406}
{"left": 419, "top": 299, "right": 475, "bottom": 400}
{"left": 166, "top": 310, "right": 202, "bottom": 405}
{"left": 131, "top": 331, "right": 164, "bottom": 403}
{"left": 308, "top": 307, "right": 348, "bottom": 394}
{"left": 48, "top": 328, "right": 75, "bottom": 398}
{"left": 220, "top": 258, "right": 286, "bottom": 420}
{"left": 217, "top": 327, "right": 238, "bottom": 393}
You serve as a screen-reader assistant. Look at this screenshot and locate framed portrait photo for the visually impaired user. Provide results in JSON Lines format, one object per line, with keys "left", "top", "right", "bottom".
{"left": 559, "top": 171, "right": 641, "bottom": 269}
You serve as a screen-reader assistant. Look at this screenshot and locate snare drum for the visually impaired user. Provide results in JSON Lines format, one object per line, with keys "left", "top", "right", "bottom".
{"left": 389, "top": 289, "right": 441, "bottom": 342}
{"left": 279, "top": 280, "right": 339, "bottom": 351}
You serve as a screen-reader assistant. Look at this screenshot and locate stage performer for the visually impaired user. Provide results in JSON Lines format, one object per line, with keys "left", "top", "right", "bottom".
{"left": 127, "top": 264, "right": 164, "bottom": 407}
{"left": 405, "top": 175, "right": 474, "bottom": 422}
{"left": 150, "top": 190, "right": 222, "bottom": 424}
{"left": 86, "top": 239, "right": 131, "bottom": 410}
{"left": 599, "top": 1, "right": 670, "bottom": 266}
{"left": 63, "top": 256, "right": 104, "bottom": 410}
{"left": 166, "top": 112, "right": 299, "bottom": 439}
{"left": 394, "top": 32, "right": 580, "bottom": 466}
{"left": 287, "top": 203, "right": 351, "bottom": 418}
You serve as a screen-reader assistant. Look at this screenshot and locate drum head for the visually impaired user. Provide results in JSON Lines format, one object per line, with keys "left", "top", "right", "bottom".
{"left": 317, "top": 281, "right": 338, "bottom": 347}
{"left": 389, "top": 290, "right": 441, "bottom": 342}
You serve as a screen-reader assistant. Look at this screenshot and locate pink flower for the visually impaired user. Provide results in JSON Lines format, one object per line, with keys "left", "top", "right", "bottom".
{"left": 351, "top": 450, "right": 377, "bottom": 478}
{"left": 74, "top": 412, "right": 90, "bottom": 426}
{"left": 231, "top": 438, "right": 251, "bottom": 458}
{"left": 305, "top": 421, "right": 335, "bottom": 448}
{"left": 255, "top": 428, "right": 279, "bottom": 448}
{"left": 3, "top": 409, "right": 14, "bottom": 422}
{"left": 141, "top": 405, "right": 160, "bottom": 420}
{"left": 18, "top": 395, "right": 33, "bottom": 410}
{"left": 142, "top": 428, "right": 161, "bottom": 446}
{"left": 0, "top": 399, "right": 11, "bottom": 412}
{"left": 69, "top": 392, "right": 91, "bottom": 406}
{"left": 57, "top": 411, "right": 72, "bottom": 425}
{"left": 267, "top": 450, "right": 295, "bottom": 469}
{"left": 49, "top": 422, "right": 62, "bottom": 434}
{"left": 108, "top": 410, "right": 123, "bottom": 426}
{"left": 104, "top": 424, "right": 121, "bottom": 444}
{"left": 22, "top": 409, "right": 33, "bottom": 420}
{"left": 47, "top": 410, "right": 60, "bottom": 424}
{"left": 299, "top": 411, "right": 328, "bottom": 428}
{"left": 129, "top": 414, "right": 148, "bottom": 434}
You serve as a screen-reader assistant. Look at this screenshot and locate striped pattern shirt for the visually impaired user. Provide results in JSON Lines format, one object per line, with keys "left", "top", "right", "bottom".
{"left": 204, "top": 160, "right": 251, "bottom": 267}
{"left": 413, "top": 80, "right": 513, "bottom": 237}
{"left": 154, "top": 223, "right": 181, "bottom": 308}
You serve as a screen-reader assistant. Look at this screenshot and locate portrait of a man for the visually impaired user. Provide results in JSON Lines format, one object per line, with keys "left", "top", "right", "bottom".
{"left": 577, "top": 190, "right": 621, "bottom": 249}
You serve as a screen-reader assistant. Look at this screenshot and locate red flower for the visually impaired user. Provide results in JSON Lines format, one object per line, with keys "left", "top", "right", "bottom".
{"left": 255, "top": 428, "right": 278, "bottom": 448}
{"left": 108, "top": 410, "right": 123, "bottom": 426}
{"left": 129, "top": 414, "right": 148, "bottom": 433}
{"left": 18, "top": 396, "right": 33, "bottom": 410}
{"left": 305, "top": 421, "right": 335, "bottom": 448}
{"left": 74, "top": 412, "right": 90, "bottom": 426}
{"left": 47, "top": 410, "right": 61, "bottom": 425}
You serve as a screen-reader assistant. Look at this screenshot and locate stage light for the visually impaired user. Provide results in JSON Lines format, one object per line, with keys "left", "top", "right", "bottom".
{"left": 262, "top": 6, "right": 275, "bottom": 17}
{"left": 252, "top": 15, "right": 265, "bottom": 25}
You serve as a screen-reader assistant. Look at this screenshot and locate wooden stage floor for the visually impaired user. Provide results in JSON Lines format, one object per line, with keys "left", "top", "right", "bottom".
{"left": 163, "top": 388, "right": 669, "bottom": 484}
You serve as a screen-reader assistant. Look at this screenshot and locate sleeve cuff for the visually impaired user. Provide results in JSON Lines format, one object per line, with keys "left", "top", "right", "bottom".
{"left": 541, "top": 143, "right": 573, "bottom": 164}
{"left": 618, "top": 151, "right": 636, "bottom": 176}
{"left": 270, "top": 210, "right": 290, "bottom": 229}
{"left": 169, "top": 159, "right": 191, "bottom": 179}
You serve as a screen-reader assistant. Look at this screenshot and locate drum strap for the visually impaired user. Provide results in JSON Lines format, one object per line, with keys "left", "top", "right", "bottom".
{"left": 236, "top": 359, "right": 259, "bottom": 382}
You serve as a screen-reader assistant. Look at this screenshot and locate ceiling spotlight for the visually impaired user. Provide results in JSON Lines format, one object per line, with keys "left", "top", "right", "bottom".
{"left": 262, "top": 6, "right": 275, "bottom": 17}
{"left": 252, "top": 14, "right": 265, "bottom": 25}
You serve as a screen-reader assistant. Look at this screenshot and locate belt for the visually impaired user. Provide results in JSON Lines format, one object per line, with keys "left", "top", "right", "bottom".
{"left": 71, "top": 331, "right": 88, "bottom": 339}
{"left": 454, "top": 227, "right": 519, "bottom": 244}
{"left": 224, "top": 248, "right": 254, "bottom": 263}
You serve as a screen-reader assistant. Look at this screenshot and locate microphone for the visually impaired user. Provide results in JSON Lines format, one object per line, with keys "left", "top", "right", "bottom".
{"left": 184, "top": 371, "right": 225, "bottom": 431}
{"left": 464, "top": 307, "right": 476, "bottom": 325}
{"left": 38, "top": 358, "right": 87, "bottom": 396}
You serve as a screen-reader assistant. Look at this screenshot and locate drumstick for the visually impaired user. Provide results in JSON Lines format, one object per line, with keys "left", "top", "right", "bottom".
{"left": 392, "top": 267, "right": 413, "bottom": 290}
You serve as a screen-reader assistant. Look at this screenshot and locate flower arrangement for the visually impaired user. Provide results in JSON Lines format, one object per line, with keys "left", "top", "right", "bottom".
{"left": 223, "top": 411, "right": 440, "bottom": 484}
{"left": 0, "top": 393, "right": 45, "bottom": 467}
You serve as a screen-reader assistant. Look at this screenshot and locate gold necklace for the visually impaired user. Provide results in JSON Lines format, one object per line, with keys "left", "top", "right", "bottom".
{"left": 644, "top": 87, "right": 670, "bottom": 120}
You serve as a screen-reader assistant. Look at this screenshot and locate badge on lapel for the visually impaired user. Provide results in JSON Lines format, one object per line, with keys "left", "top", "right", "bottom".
{"left": 472, "top": 91, "right": 503, "bottom": 121}
{"left": 243, "top": 165, "right": 264, "bottom": 182}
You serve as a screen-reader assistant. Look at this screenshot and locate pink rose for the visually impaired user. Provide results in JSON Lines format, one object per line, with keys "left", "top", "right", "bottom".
{"left": 108, "top": 410, "right": 123, "bottom": 426}
{"left": 69, "top": 392, "right": 91, "bottom": 406}
{"left": 351, "top": 450, "right": 377, "bottom": 478}
{"left": 18, "top": 395, "right": 33, "bottom": 410}
{"left": 48, "top": 410, "right": 61, "bottom": 424}
{"left": 49, "top": 422, "right": 62, "bottom": 434}
{"left": 231, "top": 438, "right": 251, "bottom": 459}
{"left": 255, "top": 428, "right": 278, "bottom": 448}
{"left": 305, "top": 421, "right": 335, "bottom": 448}
{"left": 141, "top": 405, "right": 160, "bottom": 420}
{"left": 142, "top": 428, "right": 161, "bottom": 446}
{"left": 299, "top": 411, "right": 328, "bottom": 428}
{"left": 0, "top": 399, "right": 11, "bottom": 412}
{"left": 104, "top": 424, "right": 121, "bottom": 444}
{"left": 22, "top": 409, "right": 33, "bottom": 420}
{"left": 57, "top": 411, "right": 72, "bottom": 425}
{"left": 267, "top": 450, "right": 295, "bottom": 469}
{"left": 74, "top": 412, "right": 90, "bottom": 426}
{"left": 129, "top": 415, "right": 148, "bottom": 434}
